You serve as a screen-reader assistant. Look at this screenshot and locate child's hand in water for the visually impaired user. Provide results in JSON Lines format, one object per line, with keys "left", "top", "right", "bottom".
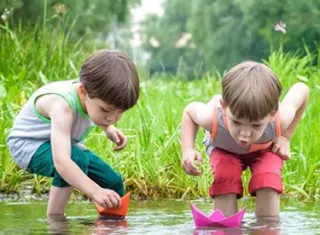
{"left": 105, "top": 125, "right": 127, "bottom": 151}
{"left": 182, "top": 148, "right": 203, "bottom": 176}
{"left": 92, "top": 188, "right": 122, "bottom": 209}
{"left": 272, "top": 135, "right": 290, "bottom": 160}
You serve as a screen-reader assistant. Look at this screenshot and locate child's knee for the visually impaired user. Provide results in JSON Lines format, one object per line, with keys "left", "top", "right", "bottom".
{"left": 256, "top": 187, "right": 280, "bottom": 196}
{"left": 210, "top": 175, "right": 243, "bottom": 198}
{"left": 70, "top": 147, "right": 89, "bottom": 173}
{"left": 52, "top": 148, "right": 89, "bottom": 188}
{"left": 250, "top": 152, "right": 283, "bottom": 196}
{"left": 111, "top": 174, "right": 124, "bottom": 196}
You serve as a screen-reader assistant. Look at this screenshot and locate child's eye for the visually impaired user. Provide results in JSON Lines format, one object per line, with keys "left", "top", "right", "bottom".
{"left": 101, "top": 108, "right": 109, "bottom": 113}
{"left": 253, "top": 124, "right": 262, "bottom": 128}
{"left": 232, "top": 120, "right": 241, "bottom": 125}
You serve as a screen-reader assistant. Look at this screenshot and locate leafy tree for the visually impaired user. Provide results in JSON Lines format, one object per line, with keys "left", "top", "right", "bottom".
{"left": 141, "top": 0, "right": 320, "bottom": 75}
{"left": 189, "top": 0, "right": 257, "bottom": 71}
{"left": 140, "top": 0, "right": 202, "bottom": 78}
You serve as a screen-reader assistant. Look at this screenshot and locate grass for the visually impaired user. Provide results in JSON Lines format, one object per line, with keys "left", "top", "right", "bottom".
{"left": 0, "top": 23, "right": 319, "bottom": 201}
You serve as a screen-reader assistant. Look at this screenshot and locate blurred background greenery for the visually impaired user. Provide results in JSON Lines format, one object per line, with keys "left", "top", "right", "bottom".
{"left": 1, "top": 0, "right": 320, "bottom": 76}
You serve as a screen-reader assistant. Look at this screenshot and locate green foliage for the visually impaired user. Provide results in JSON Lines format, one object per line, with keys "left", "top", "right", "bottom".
{"left": 0, "top": 25, "right": 319, "bottom": 200}
{"left": 140, "top": 0, "right": 202, "bottom": 79}
{"left": 0, "top": 0, "right": 140, "bottom": 40}
{"left": 0, "top": 22, "right": 91, "bottom": 193}
{"left": 141, "top": 0, "right": 320, "bottom": 74}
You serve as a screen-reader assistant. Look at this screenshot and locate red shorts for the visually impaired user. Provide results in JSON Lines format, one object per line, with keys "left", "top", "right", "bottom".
{"left": 209, "top": 148, "right": 284, "bottom": 198}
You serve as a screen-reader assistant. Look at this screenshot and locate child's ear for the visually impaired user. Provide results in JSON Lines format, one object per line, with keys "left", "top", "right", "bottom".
{"left": 269, "top": 111, "right": 277, "bottom": 121}
{"left": 78, "top": 83, "right": 88, "bottom": 99}
{"left": 220, "top": 99, "right": 227, "bottom": 115}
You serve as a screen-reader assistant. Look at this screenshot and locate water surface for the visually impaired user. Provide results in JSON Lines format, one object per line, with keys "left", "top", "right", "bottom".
{"left": 0, "top": 198, "right": 319, "bottom": 235}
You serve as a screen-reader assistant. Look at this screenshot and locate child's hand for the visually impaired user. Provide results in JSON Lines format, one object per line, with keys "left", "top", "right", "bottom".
{"left": 182, "top": 148, "right": 203, "bottom": 176}
{"left": 92, "top": 188, "right": 122, "bottom": 209}
{"left": 105, "top": 125, "right": 127, "bottom": 151}
{"left": 272, "top": 135, "right": 290, "bottom": 160}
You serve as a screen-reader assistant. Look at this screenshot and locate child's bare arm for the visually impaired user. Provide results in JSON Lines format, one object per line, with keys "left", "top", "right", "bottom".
{"left": 37, "top": 95, "right": 121, "bottom": 208}
{"left": 181, "top": 97, "right": 218, "bottom": 152}
{"left": 181, "top": 95, "right": 220, "bottom": 175}
{"left": 273, "top": 83, "right": 309, "bottom": 159}
{"left": 279, "top": 82, "right": 309, "bottom": 138}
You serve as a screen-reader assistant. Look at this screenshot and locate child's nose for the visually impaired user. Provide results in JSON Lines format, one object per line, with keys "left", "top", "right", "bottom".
{"left": 105, "top": 116, "right": 114, "bottom": 124}
{"left": 240, "top": 129, "right": 251, "bottom": 137}
{"left": 105, "top": 115, "right": 119, "bottom": 124}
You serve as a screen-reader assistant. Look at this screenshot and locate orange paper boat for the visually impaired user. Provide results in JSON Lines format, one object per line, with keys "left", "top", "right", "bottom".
{"left": 94, "top": 192, "right": 131, "bottom": 217}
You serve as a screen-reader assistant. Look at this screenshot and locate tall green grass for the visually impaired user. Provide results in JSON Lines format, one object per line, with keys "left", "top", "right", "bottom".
{"left": 0, "top": 22, "right": 90, "bottom": 192}
{"left": 0, "top": 24, "right": 319, "bottom": 201}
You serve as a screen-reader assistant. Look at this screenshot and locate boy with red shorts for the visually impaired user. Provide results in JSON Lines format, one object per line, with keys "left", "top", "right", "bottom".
{"left": 181, "top": 61, "right": 309, "bottom": 218}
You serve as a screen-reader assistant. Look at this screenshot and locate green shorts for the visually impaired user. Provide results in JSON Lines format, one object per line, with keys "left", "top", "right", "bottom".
{"left": 27, "top": 141, "right": 124, "bottom": 196}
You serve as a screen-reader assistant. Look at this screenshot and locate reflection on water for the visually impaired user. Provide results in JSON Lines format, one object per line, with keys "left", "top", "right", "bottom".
{"left": 48, "top": 214, "right": 69, "bottom": 234}
{"left": 193, "top": 217, "right": 281, "bottom": 235}
{"left": 91, "top": 217, "right": 128, "bottom": 235}
{"left": 48, "top": 214, "right": 129, "bottom": 235}
{"left": 0, "top": 198, "right": 319, "bottom": 235}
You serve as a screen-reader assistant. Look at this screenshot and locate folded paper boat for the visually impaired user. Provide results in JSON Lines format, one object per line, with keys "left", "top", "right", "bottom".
{"left": 190, "top": 203, "right": 246, "bottom": 228}
{"left": 94, "top": 192, "right": 131, "bottom": 217}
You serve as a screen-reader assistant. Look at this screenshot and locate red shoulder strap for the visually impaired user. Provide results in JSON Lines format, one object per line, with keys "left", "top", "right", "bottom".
{"left": 210, "top": 107, "right": 218, "bottom": 139}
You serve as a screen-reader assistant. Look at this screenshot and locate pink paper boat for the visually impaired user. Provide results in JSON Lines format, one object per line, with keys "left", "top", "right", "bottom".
{"left": 190, "top": 203, "right": 246, "bottom": 228}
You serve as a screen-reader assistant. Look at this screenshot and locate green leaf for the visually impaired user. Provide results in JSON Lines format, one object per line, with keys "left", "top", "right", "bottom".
{"left": 297, "top": 74, "right": 309, "bottom": 82}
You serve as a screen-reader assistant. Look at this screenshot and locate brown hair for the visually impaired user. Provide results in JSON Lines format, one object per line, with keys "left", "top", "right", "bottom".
{"left": 80, "top": 50, "right": 140, "bottom": 110}
{"left": 222, "top": 61, "right": 282, "bottom": 121}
